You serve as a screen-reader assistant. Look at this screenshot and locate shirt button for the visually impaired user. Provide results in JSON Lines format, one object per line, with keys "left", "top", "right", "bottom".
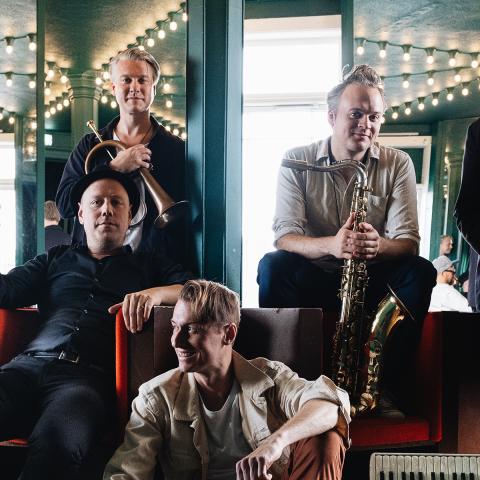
{"left": 75, "top": 327, "right": 80, "bottom": 331}
{"left": 83, "top": 309, "right": 88, "bottom": 314}
{"left": 89, "top": 293, "right": 94, "bottom": 299}
{"left": 94, "top": 278, "right": 99, "bottom": 283}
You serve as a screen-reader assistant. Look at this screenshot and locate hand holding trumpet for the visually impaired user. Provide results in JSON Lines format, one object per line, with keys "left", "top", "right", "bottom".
{"left": 109, "top": 144, "right": 152, "bottom": 173}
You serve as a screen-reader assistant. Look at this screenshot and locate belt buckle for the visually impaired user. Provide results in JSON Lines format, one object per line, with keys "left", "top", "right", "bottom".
{"left": 59, "top": 351, "right": 80, "bottom": 364}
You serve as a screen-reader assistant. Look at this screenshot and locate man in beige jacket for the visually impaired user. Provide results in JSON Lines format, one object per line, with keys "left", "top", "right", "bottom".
{"left": 105, "top": 280, "right": 350, "bottom": 480}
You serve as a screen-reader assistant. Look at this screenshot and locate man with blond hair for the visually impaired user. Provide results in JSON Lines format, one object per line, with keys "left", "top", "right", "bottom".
{"left": 257, "top": 64, "right": 436, "bottom": 417}
{"left": 105, "top": 279, "right": 350, "bottom": 480}
{"left": 56, "top": 47, "right": 186, "bottom": 261}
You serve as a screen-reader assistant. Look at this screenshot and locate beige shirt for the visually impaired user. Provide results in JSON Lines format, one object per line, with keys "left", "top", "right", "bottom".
{"left": 104, "top": 351, "right": 350, "bottom": 480}
{"left": 273, "top": 138, "right": 420, "bottom": 268}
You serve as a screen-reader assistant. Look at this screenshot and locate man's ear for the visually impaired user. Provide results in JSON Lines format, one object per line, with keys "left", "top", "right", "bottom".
{"left": 223, "top": 323, "right": 237, "bottom": 345}
{"left": 328, "top": 110, "right": 335, "bottom": 128}
{"left": 78, "top": 203, "right": 84, "bottom": 225}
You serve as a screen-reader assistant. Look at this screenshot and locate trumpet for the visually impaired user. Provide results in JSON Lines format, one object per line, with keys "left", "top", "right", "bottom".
{"left": 85, "top": 120, "right": 189, "bottom": 228}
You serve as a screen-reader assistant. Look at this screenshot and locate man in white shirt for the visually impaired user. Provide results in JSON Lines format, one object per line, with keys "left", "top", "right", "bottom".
{"left": 429, "top": 255, "right": 472, "bottom": 312}
{"left": 104, "top": 280, "right": 350, "bottom": 480}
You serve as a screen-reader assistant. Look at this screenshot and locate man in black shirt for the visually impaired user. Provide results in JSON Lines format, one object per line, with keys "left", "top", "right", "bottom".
{"left": 0, "top": 169, "right": 192, "bottom": 479}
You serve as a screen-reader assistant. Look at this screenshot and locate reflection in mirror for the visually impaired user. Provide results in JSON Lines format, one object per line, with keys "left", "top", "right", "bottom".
{"left": 0, "top": 0, "right": 37, "bottom": 271}
{"left": 44, "top": 0, "right": 186, "bottom": 257}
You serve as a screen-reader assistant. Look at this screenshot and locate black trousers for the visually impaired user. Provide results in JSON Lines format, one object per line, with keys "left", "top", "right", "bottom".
{"left": 0, "top": 355, "right": 114, "bottom": 480}
{"left": 257, "top": 251, "right": 436, "bottom": 409}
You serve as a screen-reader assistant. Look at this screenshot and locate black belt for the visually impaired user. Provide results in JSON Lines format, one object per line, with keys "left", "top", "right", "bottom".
{"left": 25, "top": 351, "right": 107, "bottom": 374}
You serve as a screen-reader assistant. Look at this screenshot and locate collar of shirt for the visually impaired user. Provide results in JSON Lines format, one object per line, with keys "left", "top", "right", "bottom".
{"left": 315, "top": 136, "right": 380, "bottom": 166}
{"left": 71, "top": 243, "right": 132, "bottom": 257}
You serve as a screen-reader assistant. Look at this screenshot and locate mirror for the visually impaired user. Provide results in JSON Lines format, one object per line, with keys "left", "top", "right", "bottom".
{"left": 0, "top": 0, "right": 37, "bottom": 272}
{"left": 43, "top": 0, "right": 187, "bottom": 251}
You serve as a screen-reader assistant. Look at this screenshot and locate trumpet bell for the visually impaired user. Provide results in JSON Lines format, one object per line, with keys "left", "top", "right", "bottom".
{"left": 154, "top": 200, "right": 190, "bottom": 228}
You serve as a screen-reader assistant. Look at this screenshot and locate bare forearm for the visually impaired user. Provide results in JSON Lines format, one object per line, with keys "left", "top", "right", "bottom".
{"left": 276, "top": 234, "right": 335, "bottom": 260}
{"left": 268, "top": 399, "right": 338, "bottom": 450}
{"left": 377, "top": 238, "right": 417, "bottom": 259}
{"left": 144, "top": 284, "right": 183, "bottom": 305}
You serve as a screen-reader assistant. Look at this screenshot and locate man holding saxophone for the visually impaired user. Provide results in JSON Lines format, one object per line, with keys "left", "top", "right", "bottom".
{"left": 56, "top": 47, "right": 187, "bottom": 262}
{"left": 258, "top": 65, "right": 436, "bottom": 417}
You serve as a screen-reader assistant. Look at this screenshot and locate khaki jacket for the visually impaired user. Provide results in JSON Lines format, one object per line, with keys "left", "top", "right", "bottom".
{"left": 104, "top": 351, "right": 350, "bottom": 480}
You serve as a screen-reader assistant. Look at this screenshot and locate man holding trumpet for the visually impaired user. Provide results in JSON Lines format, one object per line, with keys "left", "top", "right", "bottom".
{"left": 56, "top": 47, "right": 187, "bottom": 261}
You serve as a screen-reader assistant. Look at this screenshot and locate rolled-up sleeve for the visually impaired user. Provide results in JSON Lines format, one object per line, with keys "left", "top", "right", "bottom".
{"left": 273, "top": 158, "right": 308, "bottom": 244}
{"left": 269, "top": 362, "right": 351, "bottom": 446}
{"left": 384, "top": 152, "right": 420, "bottom": 246}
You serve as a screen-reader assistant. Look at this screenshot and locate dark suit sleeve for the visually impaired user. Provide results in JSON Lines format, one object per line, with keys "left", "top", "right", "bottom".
{"left": 455, "top": 119, "right": 480, "bottom": 253}
{"left": 0, "top": 253, "right": 49, "bottom": 308}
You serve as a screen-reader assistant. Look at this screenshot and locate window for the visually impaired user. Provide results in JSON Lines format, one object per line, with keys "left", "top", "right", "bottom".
{"left": 242, "top": 16, "right": 342, "bottom": 306}
{"left": 0, "top": 134, "right": 16, "bottom": 273}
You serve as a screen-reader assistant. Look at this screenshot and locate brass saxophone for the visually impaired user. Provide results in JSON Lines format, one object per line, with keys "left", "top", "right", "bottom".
{"left": 281, "top": 159, "right": 409, "bottom": 417}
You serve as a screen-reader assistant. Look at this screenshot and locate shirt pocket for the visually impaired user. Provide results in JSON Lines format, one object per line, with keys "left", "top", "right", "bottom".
{"left": 366, "top": 195, "right": 388, "bottom": 229}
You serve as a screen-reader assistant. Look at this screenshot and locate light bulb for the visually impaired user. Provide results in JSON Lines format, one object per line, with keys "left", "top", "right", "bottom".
{"left": 8, "top": 116, "right": 15, "bottom": 125}
{"left": 28, "top": 34, "right": 37, "bottom": 51}
{"left": 173, "top": 127, "right": 179, "bottom": 136}
{"left": 402, "top": 45, "right": 411, "bottom": 61}
{"left": 147, "top": 37, "right": 155, "bottom": 47}
{"left": 418, "top": 102, "right": 425, "bottom": 111}
{"left": 471, "top": 54, "right": 479, "bottom": 69}
{"left": 60, "top": 72, "right": 68, "bottom": 84}
{"left": 50, "top": 105, "right": 56, "bottom": 114}
{"left": 63, "top": 98, "right": 70, "bottom": 107}
{"left": 404, "top": 103, "right": 412, "bottom": 115}
{"left": 45, "top": 85, "right": 51, "bottom": 96}
{"left": 5, "top": 37, "right": 13, "bottom": 54}
{"left": 110, "top": 100, "right": 117, "bottom": 109}
{"left": 462, "top": 85, "right": 469, "bottom": 96}
{"left": 163, "top": 81, "right": 171, "bottom": 93}
{"left": 448, "top": 50, "right": 457, "bottom": 67}
{"left": 165, "top": 125, "right": 171, "bottom": 132}
{"left": 5, "top": 73, "right": 13, "bottom": 87}
{"left": 181, "top": 131, "right": 187, "bottom": 140}
{"left": 30, "top": 120, "right": 37, "bottom": 129}
{"left": 446, "top": 89, "right": 454, "bottom": 101}
{"left": 432, "top": 93, "right": 439, "bottom": 106}
{"left": 378, "top": 41, "right": 387, "bottom": 58}
{"left": 355, "top": 38, "right": 365, "bottom": 55}
{"left": 425, "top": 48, "right": 435, "bottom": 64}
{"left": 95, "top": 76, "right": 103, "bottom": 86}
{"left": 166, "top": 99, "right": 173, "bottom": 108}
{"left": 29, "top": 79, "right": 36, "bottom": 89}
{"left": 158, "top": 28, "right": 166, "bottom": 39}
{"left": 45, "top": 111, "right": 51, "bottom": 119}
{"left": 427, "top": 71, "right": 435, "bottom": 86}
{"left": 47, "top": 62, "right": 55, "bottom": 79}
{"left": 101, "top": 94, "right": 108, "bottom": 104}
{"left": 402, "top": 74, "right": 410, "bottom": 89}
{"left": 169, "top": 20, "right": 178, "bottom": 31}
{"left": 182, "top": 12, "right": 188, "bottom": 22}
{"left": 392, "top": 111, "right": 399, "bottom": 120}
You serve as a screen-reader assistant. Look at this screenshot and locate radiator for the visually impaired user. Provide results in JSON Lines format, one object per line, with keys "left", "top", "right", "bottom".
{"left": 370, "top": 453, "right": 480, "bottom": 480}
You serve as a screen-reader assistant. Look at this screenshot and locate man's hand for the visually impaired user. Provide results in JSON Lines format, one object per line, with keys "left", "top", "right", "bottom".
{"left": 236, "top": 437, "right": 284, "bottom": 480}
{"left": 108, "top": 290, "right": 154, "bottom": 333}
{"left": 351, "top": 221, "right": 380, "bottom": 260}
{"left": 109, "top": 145, "right": 152, "bottom": 173}
{"left": 329, "top": 213, "right": 355, "bottom": 259}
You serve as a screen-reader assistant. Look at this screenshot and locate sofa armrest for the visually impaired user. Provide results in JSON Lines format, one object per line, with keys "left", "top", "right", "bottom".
{"left": 0, "top": 308, "right": 39, "bottom": 366}
{"left": 414, "top": 312, "right": 443, "bottom": 442}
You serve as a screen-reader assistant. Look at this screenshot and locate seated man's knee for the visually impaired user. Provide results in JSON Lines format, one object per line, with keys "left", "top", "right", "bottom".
{"left": 258, "top": 250, "right": 302, "bottom": 281}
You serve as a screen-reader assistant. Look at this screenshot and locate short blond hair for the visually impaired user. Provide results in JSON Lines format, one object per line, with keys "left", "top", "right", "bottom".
{"left": 44, "top": 200, "right": 61, "bottom": 222}
{"left": 109, "top": 47, "right": 161, "bottom": 85}
{"left": 327, "top": 64, "right": 386, "bottom": 112}
{"left": 179, "top": 280, "right": 240, "bottom": 328}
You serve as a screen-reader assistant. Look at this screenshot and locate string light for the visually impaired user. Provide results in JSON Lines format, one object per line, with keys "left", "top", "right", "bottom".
{"left": 391, "top": 106, "right": 399, "bottom": 120}
{"left": 102, "top": 64, "right": 110, "bottom": 81}
{"left": 471, "top": 53, "right": 479, "bottom": 69}
{"left": 156, "top": 21, "right": 166, "bottom": 39}
{"left": 402, "top": 45, "right": 411, "bottom": 61}
{"left": 446, "top": 87, "right": 454, "bottom": 101}
{"left": 432, "top": 92, "right": 440, "bottom": 106}
{"left": 181, "top": 2, "right": 187, "bottom": 22}
{"left": 45, "top": 110, "right": 51, "bottom": 119}
{"left": 27, "top": 33, "right": 36, "bottom": 51}
{"left": 110, "top": 99, "right": 117, "bottom": 109}
{"left": 136, "top": 36, "right": 145, "bottom": 51}
{"left": 402, "top": 73, "right": 410, "bottom": 89}
{"left": 59, "top": 69, "right": 69, "bottom": 84}
{"left": 95, "top": 73, "right": 103, "bottom": 86}
{"left": 30, "top": 119, "right": 37, "bottom": 129}
{"left": 425, "top": 47, "right": 435, "bottom": 64}
{"left": 49, "top": 101, "right": 56, "bottom": 115}
{"left": 62, "top": 92, "right": 70, "bottom": 107}
{"left": 427, "top": 70, "right": 435, "bottom": 86}
{"left": 56, "top": 97, "right": 63, "bottom": 111}
{"left": 100, "top": 91, "right": 108, "bottom": 104}
{"left": 168, "top": 12, "right": 178, "bottom": 31}
{"left": 356, "top": 38, "right": 366, "bottom": 55}
{"left": 28, "top": 74, "right": 36, "bottom": 89}
{"left": 8, "top": 114, "right": 15, "bottom": 125}
{"left": 180, "top": 131, "right": 187, "bottom": 140}
{"left": 45, "top": 82, "right": 52, "bottom": 96}
{"left": 461, "top": 82, "right": 470, "bottom": 96}
{"left": 417, "top": 97, "right": 425, "bottom": 110}
{"left": 46, "top": 62, "right": 55, "bottom": 79}
{"left": 5, "top": 37, "right": 14, "bottom": 54}
{"left": 5, "top": 72, "right": 13, "bottom": 87}
{"left": 378, "top": 41, "right": 387, "bottom": 58}
{"left": 453, "top": 68, "right": 462, "bottom": 83}
{"left": 404, "top": 102, "right": 412, "bottom": 115}
{"left": 165, "top": 97, "right": 173, "bottom": 109}
{"left": 448, "top": 50, "right": 457, "bottom": 67}
{"left": 145, "top": 29, "right": 155, "bottom": 48}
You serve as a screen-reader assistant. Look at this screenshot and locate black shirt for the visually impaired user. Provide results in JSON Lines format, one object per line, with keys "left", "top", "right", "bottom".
{"left": 55, "top": 115, "right": 188, "bottom": 263}
{"left": 0, "top": 245, "right": 193, "bottom": 371}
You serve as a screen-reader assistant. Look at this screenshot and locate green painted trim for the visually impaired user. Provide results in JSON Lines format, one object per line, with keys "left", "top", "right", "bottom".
{"left": 36, "top": 0, "right": 46, "bottom": 254}
{"left": 186, "top": 0, "right": 243, "bottom": 294}
{"left": 341, "top": 0, "right": 354, "bottom": 69}
{"left": 245, "top": 0, "right": 339, "bottom": 19}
